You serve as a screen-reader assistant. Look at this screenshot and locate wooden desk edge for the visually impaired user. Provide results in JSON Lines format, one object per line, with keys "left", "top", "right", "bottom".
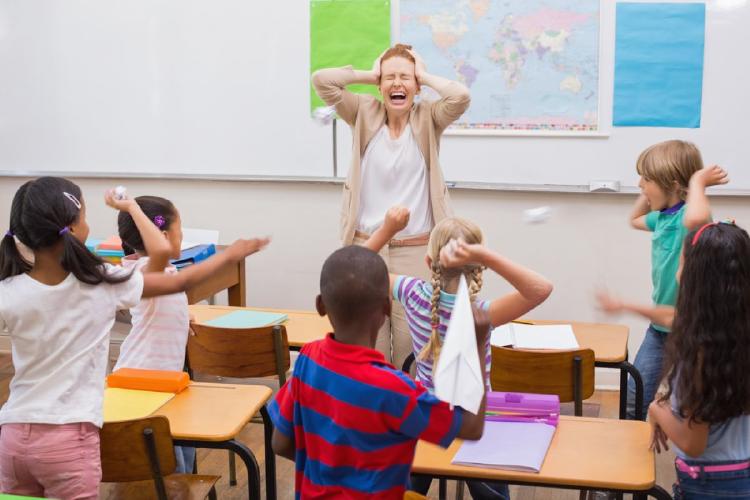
{"left": 155, "top": 383, "right": 273, "bottom": 442}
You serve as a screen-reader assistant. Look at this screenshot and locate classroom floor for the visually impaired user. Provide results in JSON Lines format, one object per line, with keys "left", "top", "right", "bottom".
{"left": 0, "top": 355, "right": 676, "bottom": 499}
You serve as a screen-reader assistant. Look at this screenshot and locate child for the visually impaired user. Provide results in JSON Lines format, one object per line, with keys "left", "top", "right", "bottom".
{"left": 113, "top": 195, "right": 267, "bottom": 473}
{"left": 269, "top": 245, "right": 489, "bottom": 498}
{"left": 596, "top": 140, "right": 728, "bottom": 420}
{"left": 365, "top": 208, "right": 553, "bottom": 499}
{"left": 649, "top": 222, "right": 750, "bottom": 499}
{"left": 0, "top": 177, "right": 267, "bottom": 498}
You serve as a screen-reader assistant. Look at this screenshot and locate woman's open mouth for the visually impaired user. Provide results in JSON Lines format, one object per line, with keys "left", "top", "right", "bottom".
{"left": 389, "top": 91, "right": 407, "bottom": 103}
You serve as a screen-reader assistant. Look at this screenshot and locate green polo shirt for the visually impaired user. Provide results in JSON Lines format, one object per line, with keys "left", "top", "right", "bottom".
{"left": 644, "top": 202, "right": 688, "bottom": 332}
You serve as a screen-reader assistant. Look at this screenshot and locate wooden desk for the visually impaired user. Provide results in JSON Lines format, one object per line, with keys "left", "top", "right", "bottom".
{"left": 412, "top": 416, "right": 670, "bottom": 499}
{"left": 528, "top": 320, "right": 628, "bottom": 363}
{"left": 189, "top": 304, "right": 331, "bottom": 349}
{"left": 527, "top": 320, "right": 642, "bottom": 419}
{"left": 105, "top": 383, "right": 274, "bottom": 500}
{"left": 188, "top": 308, "right": 643, "bottom": 419}
{"left": 185, "top": 246, "right": 246, "bottom": 307}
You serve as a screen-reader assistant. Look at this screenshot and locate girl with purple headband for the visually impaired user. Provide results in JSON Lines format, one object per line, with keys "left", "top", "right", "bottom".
{"left": 114, "top": 195, "right": 268, "bottom": 473}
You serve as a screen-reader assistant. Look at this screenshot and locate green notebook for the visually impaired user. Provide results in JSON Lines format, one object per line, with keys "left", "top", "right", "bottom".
{"left": 205, "top": 310, "right": 288, "bottom": 329}
{"left": 0, "top": 495, "right": 47, "bottom": 499}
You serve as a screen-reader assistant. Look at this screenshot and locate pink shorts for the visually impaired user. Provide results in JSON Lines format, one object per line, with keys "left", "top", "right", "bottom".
{"left": 0, "top": 422, "right": 101, "bottom": 500}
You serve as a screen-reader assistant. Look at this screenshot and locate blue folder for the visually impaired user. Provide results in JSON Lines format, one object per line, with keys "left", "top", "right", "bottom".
{"left": 205, "top": 310, "right": 288, "bottom": 329}
{"left": 171, "top": 244, "right": 216, "bottom": 269}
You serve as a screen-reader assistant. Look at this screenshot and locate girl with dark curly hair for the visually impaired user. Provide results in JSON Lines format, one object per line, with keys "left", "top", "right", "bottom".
{"left": 649, "top": 221, "right": 750, "bottom": 499}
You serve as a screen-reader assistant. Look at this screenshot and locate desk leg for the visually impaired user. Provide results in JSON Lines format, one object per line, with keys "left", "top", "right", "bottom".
{"left": 619, "top": 367, "right": 628, "bottom": 420}
{"left": 228, "top": 259, "right": 247, "bottom": 307}
{"left": 595, "top": 359, "right": 645, "bottom": 420}
{"left": 260, "top": 406, "right": 277, "bottom": 500}
{"left": 622, "top": 360, "right": 645, "bottom": 420}
{"left": 174, "top": 438, "right": 261, "bottom": 500}
{"left": 438, "top": 478, "right": 447, "bottom": 500}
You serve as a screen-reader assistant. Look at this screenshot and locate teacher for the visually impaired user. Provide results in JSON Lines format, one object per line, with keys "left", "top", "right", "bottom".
{"left": 312, "top": 43, "right": 470, "bottom": 367}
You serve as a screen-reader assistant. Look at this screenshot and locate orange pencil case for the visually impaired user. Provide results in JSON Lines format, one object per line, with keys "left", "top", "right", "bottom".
{"left": 107, "top": 368, "right": 190, "bottom": 393}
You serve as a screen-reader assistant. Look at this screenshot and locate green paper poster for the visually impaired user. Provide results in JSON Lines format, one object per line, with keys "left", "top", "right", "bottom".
{"left": 310, "top": 0, "right": 391, "bottom": 112}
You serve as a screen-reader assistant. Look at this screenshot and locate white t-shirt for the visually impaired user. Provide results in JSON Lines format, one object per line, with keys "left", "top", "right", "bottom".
{"left": 0, "top": 265, "right": 144, "bottom": 427}
{"left": 114, "top": 257, "right": 189, "bottom": 372}
{"left": 357, "top": 124, "right": 433, "bottom": 237}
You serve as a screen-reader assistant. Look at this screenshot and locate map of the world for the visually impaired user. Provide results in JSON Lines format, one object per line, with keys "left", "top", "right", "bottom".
{"left": 401, "top": 0, "right": 600, "bottom": 133}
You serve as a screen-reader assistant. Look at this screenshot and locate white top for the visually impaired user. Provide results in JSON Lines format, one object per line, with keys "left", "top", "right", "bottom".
{"left": 114, "top": 257, "right": 189, "bottom": 372}
{"left": 0, "top": 265, "right": 143, "bottom": 427}
{"left": 357, "top": 124, "right": 433, "bottom": 237}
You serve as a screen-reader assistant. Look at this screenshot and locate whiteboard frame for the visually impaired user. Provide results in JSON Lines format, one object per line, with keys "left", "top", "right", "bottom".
{"left": 2, "top": 171, "right": 748, "bottom": 197}
{"left": 396, "top": 0, "right": 610, "bottom": 137}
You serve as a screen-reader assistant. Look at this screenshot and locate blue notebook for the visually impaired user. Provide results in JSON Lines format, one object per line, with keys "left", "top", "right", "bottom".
{"left": 205, "top": 310, "right": 288, "bottom": 329}
{"left": 172, "top": 244, "right": 216, "bottom": 269}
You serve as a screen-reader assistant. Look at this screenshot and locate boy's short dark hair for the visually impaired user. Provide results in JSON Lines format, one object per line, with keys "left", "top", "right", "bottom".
{"left": 320, "top": 246, "right": 389, "bottom": 324}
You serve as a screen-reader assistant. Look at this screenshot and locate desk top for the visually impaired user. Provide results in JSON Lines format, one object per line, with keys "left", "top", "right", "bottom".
{"left": 189, "top": 304, "right": 332, "bottom": 348}
{"left": 189, "top": 306, "right": 626, "bottom": 362}
{"left": 413, "top": 416, "right": 655, "bottom": 491}
{"left": 153, "top": 382, "right": 272, "bottom": 442}
{"left": 528, "top": 319, "right": 629, "bottom": 363}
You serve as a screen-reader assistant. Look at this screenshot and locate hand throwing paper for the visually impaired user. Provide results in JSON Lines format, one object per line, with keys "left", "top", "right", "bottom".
{"left": 434, "top": 275, "right": 484, "bottom": 414}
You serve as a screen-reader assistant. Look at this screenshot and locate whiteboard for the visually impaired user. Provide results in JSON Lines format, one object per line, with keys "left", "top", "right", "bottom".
{"left": 1, "top": 0, "right": 748, "bottom": 193}
{"left": 338, "top": 0, "right": 750, "bottom": 193}
{"left": 0, "top": 0, "right": 334, "bottom": 178}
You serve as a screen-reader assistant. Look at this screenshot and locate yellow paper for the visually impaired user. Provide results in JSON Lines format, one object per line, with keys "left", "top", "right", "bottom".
{"left": 103, "top": 387, "right": 175, "bottom": 422}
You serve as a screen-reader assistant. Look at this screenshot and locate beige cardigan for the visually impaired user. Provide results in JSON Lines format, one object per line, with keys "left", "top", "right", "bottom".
{"left": 312, "top": 67, "right": 471, "bottom": 245}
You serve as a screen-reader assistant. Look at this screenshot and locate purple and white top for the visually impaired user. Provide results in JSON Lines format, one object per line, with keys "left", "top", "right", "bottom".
{"left": 393, "top": 275, "right": 492, "bottom": 394}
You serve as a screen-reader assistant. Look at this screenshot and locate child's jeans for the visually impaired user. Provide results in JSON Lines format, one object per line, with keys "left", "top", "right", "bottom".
{"left": 174, "top": 445, "right": 196, "bottom": 473}
{"left": 0, "top": 422, "right": 101, "bottom": 500}
{"left": 673, "top": 457, "right": 750, "bottom": 499}
{"left": 626, "top": 325, "right": 667, "bottom": 420}
{"left": 411, "top": 475, "right": 510, "bottom": 499}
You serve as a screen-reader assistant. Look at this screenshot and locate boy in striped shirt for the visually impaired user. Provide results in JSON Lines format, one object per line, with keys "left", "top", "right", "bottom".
{"left": 269, "top": 245, "right": 489, "bottom": 498}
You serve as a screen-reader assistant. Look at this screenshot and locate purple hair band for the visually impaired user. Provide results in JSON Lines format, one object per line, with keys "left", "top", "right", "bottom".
{"left": 4, "top": 230, "right": 12, "bottom": 238}
{"left": 59, "top": 227, "right": 70, "bottom": 236}
{"left": 153, "top": 215, "right": 166, "bottom": 228}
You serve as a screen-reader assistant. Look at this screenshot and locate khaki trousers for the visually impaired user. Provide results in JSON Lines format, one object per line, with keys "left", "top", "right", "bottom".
{"left": 354, "top": 236, "right": 430, "bottom": 368}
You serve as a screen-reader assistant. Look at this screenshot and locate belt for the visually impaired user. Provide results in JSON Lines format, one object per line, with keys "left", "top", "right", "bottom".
{"left": 675, "top": 457, "right": 750, "bottom": 479}
{"left": 354, "top": 230, "right": 430, "bottom": 248}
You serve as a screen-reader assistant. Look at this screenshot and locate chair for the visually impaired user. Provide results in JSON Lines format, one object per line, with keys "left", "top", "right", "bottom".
{"left": 490, "top": 346, "right": 595, "bottom": 416}
{"left": 100, "top": 416, "right": 219, "bottom": 500}
{"left": 186, "top": 322, "right": 290, "bottom": 492}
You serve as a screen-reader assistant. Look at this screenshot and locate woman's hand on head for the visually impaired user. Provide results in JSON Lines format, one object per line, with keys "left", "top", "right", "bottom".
{"left": 224, "top": 237, "right": 271, "bottom": 262}
{"left": 371, "top": 48, "right": 388, "bottom": 83}
{"left": 407, "top": 49, "right": 427, "bottom": 84}
{"left": 104, "top": 189, "right": 136, "bottom": 213}
{"left": 439, "top": 239, "right": 485, "bottom": 268}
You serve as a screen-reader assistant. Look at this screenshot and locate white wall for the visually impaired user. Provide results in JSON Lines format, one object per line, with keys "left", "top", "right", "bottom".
{"left": 1, "top": 177, "right": 747, "bottom": 386}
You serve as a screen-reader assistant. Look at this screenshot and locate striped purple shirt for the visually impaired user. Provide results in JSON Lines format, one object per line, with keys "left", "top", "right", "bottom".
{"left": 394, "top": 276, "right": 492, "bottom": 393}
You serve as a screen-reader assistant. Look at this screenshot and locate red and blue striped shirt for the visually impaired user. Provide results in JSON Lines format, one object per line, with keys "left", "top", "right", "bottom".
{"left": 268, "top": 333, "right": 462, "bottom": 498}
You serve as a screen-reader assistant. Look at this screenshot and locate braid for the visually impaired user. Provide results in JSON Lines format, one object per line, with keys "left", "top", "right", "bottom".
{"left": 418, "top": 265, "right": 443, "bottom": 363}
{"left": 468, "top": 266, "right": 484, "bottom": 302}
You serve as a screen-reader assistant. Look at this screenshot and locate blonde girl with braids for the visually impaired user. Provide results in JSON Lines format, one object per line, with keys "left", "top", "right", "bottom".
{"left": 366, "top": 208, "right": 553, "bottom": 500}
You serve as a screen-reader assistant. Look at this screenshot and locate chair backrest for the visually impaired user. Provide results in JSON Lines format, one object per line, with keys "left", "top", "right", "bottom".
{"left": 100, "top": 416, "right": 176, "bottom": 485}
{"left": 187, "top": 323, "right": 290, "bottom": 382}
{"left": 490, "top": 347, "right": 595, "bottom": 412}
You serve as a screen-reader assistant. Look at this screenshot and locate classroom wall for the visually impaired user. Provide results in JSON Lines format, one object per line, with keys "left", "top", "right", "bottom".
{"left": 1, "top": 177, "right": 747, "bottom": 387}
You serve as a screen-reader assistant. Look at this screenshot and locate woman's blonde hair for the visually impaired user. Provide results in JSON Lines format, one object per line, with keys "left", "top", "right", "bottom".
{"left": 420, "top": 217, "right": 484, "bottom": 364}
{"left": 636, "top": 140, "right": 704, "bottom": 199}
